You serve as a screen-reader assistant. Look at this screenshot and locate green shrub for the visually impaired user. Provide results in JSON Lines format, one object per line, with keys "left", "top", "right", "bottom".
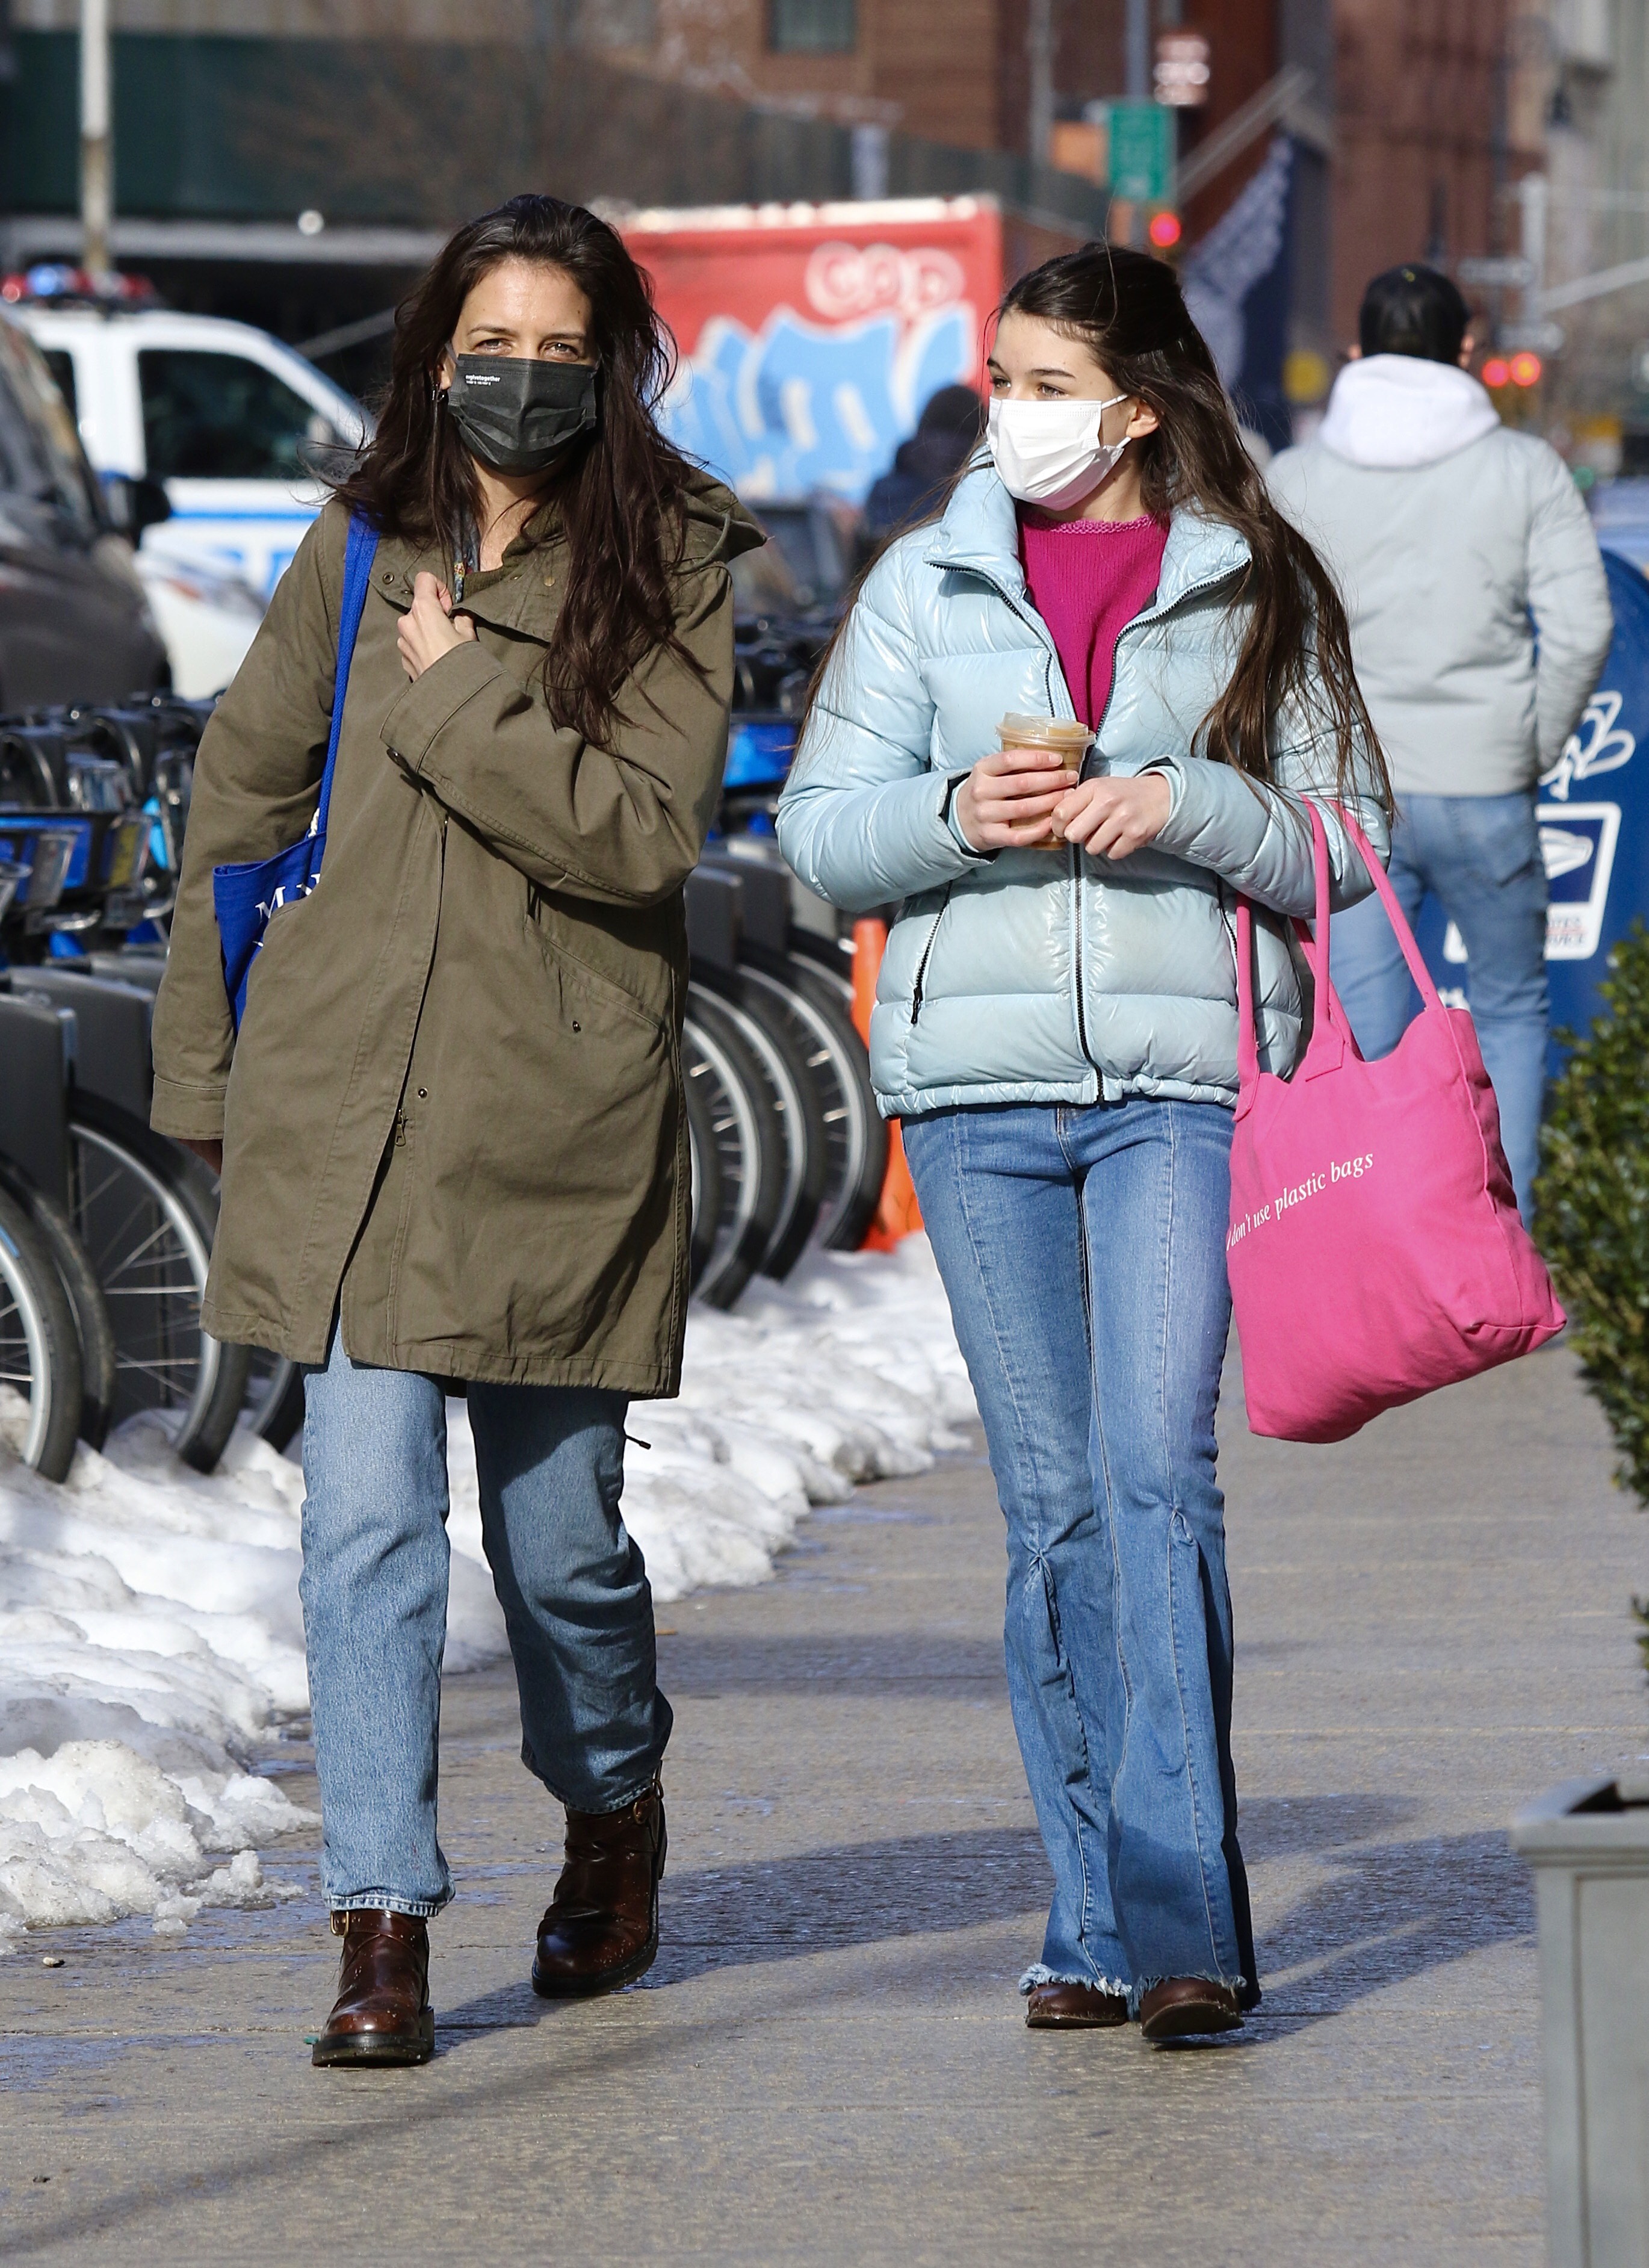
{"left": 1536, "top": 920, "right": 1649, "bottom": 1504}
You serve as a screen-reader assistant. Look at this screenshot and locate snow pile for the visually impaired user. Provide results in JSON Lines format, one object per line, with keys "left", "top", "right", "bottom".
{"left": 0, "top": 1238, "right": 973, "bottom": 1945}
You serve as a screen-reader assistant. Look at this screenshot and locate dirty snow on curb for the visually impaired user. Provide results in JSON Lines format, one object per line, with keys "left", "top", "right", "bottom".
{"left": 0, "top": 1238, "right": 973, "bottom": 1947}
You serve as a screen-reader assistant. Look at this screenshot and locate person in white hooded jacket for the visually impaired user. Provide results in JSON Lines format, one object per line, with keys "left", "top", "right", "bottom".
{"left": 1269, "top": 263, "right": 1612, "bottom": 1219}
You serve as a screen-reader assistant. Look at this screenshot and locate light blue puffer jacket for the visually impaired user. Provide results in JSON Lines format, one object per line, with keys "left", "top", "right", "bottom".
{"left": 776, "top": 463, "right": 1390, "bottom": 1117}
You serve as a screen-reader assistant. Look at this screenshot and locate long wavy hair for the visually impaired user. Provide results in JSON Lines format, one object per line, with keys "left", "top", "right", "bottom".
{"left": 814, "top": 243, "right": 1388, "bottom": 812}
{"left": 332, "top": 194, "right": 701, "bottom": 745}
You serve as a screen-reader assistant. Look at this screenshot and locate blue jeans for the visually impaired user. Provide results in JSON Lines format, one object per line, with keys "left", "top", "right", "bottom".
{"left": 903, "top": 1098, "right": 1257, "bottom": 2010}
{"left": 299, "top": 1328, "right": 672, "bottom": 1918}
{"left": 1329, "top": 791, "right": 1548, "bottom": 1220}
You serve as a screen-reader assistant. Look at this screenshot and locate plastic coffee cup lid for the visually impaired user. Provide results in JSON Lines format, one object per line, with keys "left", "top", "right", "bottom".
{"left": 998, "top": 714, "right": 1095, "bottom": 748}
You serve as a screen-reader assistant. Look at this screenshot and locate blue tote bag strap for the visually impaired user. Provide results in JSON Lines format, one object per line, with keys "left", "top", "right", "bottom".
{"left": 213, "top": 510, "right": 380, "bottom": 1029}
{"left": 314, "top": 511, "right": 380, "bottom": 837}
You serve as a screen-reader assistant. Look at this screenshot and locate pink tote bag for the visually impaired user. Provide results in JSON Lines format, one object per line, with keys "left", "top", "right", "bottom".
{"left": 1227, "top": 802, "right": 1564, "bottom": 1444}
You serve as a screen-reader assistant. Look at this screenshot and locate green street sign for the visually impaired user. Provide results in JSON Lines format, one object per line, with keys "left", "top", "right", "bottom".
{"left": 1105, "top": 100, "right": 1176, "bottom": 205}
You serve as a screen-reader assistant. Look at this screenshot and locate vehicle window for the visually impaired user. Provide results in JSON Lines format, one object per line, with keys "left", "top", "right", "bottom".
{"left": 40, "top": 349, "right": 78, "bottom": 420}
{"left": 0, "top": 318, "right": 98, "bottom": 528}
{"left": 139, "top": 350, "right": 342, "bottom": 480}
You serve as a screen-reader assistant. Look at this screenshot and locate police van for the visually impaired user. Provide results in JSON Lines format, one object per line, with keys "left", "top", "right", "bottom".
{"left": 13, "top": 273, "right": 368, "bottom": 607}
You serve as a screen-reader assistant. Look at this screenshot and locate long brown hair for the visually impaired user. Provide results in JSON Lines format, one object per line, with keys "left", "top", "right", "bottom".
{"left": 332, "top": 194, "right": 701, "bottom": 745}
{"left": 997, "top": 244, "right": 1384, "bottom": 805}
{"left": 814, "top": 243, "right": 1388, "bottom": 812}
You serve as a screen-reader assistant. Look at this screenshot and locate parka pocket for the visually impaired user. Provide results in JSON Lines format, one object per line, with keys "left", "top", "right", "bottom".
{"left": 524, "top": 882, "right": 672, "bottom": 1038}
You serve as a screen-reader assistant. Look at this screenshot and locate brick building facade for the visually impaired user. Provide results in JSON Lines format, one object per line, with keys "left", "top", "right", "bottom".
{"left": 7, "top": 0, "right": 1612, "bottom": 417}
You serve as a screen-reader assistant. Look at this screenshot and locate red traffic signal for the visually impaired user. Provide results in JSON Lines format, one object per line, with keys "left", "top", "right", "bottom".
{"left": 1509, "top": 351, "right": 1543, "bottom": 388}
{"left": 1148, "top": 211, "right": 1183, "bottom": 250}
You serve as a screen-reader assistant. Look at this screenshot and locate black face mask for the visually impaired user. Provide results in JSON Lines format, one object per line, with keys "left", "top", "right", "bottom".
{"left": 443, "top": 355, "right": 599, "bottom": 475}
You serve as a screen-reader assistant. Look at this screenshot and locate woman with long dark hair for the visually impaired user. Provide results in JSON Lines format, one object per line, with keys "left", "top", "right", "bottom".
{"left": 778, "top": 244, "right": 1391, "bottom": 2040}
{"left": 152, "top": 195, "right": 762, "bottom": 2065}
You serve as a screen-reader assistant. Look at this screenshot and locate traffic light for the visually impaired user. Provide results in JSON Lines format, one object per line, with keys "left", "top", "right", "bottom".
{"left": 1482, "top": 357, "right": 1511, "bottom": 388}
{"left": 1148, "top": 210, "right": 1183, "bottom": 250}
{"left": 1509, "top": 351, "right": 1543, "bottom": 388}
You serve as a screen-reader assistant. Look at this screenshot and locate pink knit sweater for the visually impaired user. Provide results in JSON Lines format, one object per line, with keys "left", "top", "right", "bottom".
{"left": 1018, "top": 510, "right": 1170, "bottom": 730}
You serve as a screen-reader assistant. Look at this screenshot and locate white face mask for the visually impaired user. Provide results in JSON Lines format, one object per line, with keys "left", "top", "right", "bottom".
{"left": 986, "top": 390, "right": 1133, "bottom": 510}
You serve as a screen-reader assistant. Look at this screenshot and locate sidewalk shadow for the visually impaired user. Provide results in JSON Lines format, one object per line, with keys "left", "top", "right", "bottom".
{"left": 1248, "top": 1819, "right": 1536, "bottom": 2030}
{"left": 655, "top": 1630, "right": 1010, "bottom": 1700}
{"left": 435, "top": 1792, "right": 1509, "bottom": 2054}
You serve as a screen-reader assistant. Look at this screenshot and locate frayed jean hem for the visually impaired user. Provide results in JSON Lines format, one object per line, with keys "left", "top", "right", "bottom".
{"left": 1019, "top": 1962, "right": 1133, "bottom": 1997}
{"left": 327, "top": 1892, "right": 448, "bottom": 1921}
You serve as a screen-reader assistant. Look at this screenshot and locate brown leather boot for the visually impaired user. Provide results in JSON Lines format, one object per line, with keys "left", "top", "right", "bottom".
{"left": 1138, "top": 1977, "right": 1244, "bottom": 2042}
{"left": 1025, "top": 1980, "right": 1130, "bottom": 2028}
{"left": 311, "top": 1909, "right": 435, "bottom": 2068}
{"left": 531, "top": 1779, "right": 666, "bottom": 1999}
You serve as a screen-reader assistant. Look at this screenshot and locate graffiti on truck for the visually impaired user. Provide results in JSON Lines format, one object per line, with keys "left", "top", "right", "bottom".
{"left": 655, "top": 240, "right": 980, "bottom": 503}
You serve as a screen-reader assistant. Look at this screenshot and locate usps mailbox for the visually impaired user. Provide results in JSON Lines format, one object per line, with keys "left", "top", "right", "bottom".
{"left": 1415, "top": 548, "right": 1649, "bottom": 1056}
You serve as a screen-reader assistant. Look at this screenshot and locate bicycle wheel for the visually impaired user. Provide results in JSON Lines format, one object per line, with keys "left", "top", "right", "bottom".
{"left": 691, "top": 962, "right": 827, "bottom": 1279}
{"left": 65, "top": 1093, "right": 250, "bottom": 1473}
{"left": 682, "top": 990, "right": 784, "bottom": 1310}
{"left": 785, "top": 924, "right": 858, "bottom": 1004}
{"left": 739, "top": 947, "right": 888, "bottom": 1253}
{"left": 244, "top": 1348, "right": 306, "bottom": 1455}
{"left": 681, "top": 1050, "right": 723, "bottom": 1292}
{"left": 0, "top": 1182, "right": 84, "bottom": 1481}
{"left": 0, "top": 1159, "right": 117, "bottom": 1450}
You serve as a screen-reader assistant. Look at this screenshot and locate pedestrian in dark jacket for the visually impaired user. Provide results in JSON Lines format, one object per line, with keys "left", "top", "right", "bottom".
{"left": 151, "top": 194, "right": 763, "bottom": 2065}
{"left": 862, "top": 382, "right": 985, "bottom": 541}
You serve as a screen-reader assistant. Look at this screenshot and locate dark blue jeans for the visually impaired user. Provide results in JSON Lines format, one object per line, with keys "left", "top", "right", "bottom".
{"left": 1329, "top": 791, "right": 1549, "bottom": 1221}
{"left": 299, "top": 1327, "right": 671, "bottom": 1917}
{"left": 903, "top": 1097, "right": 1257, "bottom": 2010}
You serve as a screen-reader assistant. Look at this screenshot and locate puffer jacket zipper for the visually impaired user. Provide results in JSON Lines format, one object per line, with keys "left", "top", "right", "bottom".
{"left": 908, "top": 883, "right": 954, "bottom": 1026}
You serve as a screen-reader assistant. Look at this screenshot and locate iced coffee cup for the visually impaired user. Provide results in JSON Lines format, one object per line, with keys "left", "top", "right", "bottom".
{"left": 996, "top": 714, "right": 1095, "bottom": 846}
{"left": 997, "top": 714, "right": 1096, "bottom": 764}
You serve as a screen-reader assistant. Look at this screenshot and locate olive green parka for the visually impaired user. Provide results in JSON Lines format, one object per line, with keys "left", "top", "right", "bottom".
{"left": 150, "top": 477, "right": 765, "bottom": 1394}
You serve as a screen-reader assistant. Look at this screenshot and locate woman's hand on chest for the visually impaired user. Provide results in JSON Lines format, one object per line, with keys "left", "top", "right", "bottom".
{"left": 397, "top": 571, "right": 479, "bottom": 683}
{"left": 1051, "top": 770, "right": 1172, "bottom": 860}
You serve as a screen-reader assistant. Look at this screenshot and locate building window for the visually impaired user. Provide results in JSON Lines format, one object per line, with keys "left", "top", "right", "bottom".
{"left": 770, "top": 0, "right": 856, "bottom": 54}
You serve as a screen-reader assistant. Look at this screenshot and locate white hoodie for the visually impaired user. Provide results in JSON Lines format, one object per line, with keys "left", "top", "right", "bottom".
{"left": 1270, "top": 356, "right": 1612, "bottom": 797}
{"left": 1316, "top": 353, "right": 1501, "bottom": 470}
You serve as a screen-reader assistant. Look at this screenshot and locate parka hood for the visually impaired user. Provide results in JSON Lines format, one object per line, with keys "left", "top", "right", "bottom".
{"left": 676, "top": 466, "right": 769, "bottom": 568}
{"left": 1317, "top": 354, "right": 1501, "bottom": 470}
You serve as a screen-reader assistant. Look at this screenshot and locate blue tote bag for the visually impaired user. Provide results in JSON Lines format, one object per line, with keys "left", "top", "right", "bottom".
{"left": 212, "top": 512, "right": 379, "bottom": 1029}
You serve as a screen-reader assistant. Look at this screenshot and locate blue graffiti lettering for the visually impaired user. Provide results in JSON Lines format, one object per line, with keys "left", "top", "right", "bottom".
{"left": 660, "top": 305, "right": 976, "bottom": 502}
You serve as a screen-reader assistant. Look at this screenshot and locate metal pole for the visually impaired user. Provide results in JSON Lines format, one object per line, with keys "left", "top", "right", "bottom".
{"left": 81, "top": 0, "right": 110, "bottom": 276}
{"left": 1027, "top": 0, "right": 1054, "bottom": 166}
{"left": 1125, "top": 0, "right": 1150, "bottom": 101}
{"left": 1520, "top": 172, "right": 1548, "bottom": 306}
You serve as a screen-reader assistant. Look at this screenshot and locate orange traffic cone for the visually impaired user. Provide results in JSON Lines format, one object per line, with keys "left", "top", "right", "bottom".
{"left": 850, "top": 916, "right": 923, "bottom": 1249}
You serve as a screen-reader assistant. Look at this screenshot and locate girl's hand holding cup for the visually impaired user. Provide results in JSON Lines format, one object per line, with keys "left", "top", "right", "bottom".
{"left": 1050, "top": 770, "right": 1172, "bottom": 861}
{"left": 954, "top": 716, "right": 1095, "bottom": 852}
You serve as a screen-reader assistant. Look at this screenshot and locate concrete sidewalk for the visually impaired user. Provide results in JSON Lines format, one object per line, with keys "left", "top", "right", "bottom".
{"left": 2, "top": 1346, "right": 1645, "bottom": 2266}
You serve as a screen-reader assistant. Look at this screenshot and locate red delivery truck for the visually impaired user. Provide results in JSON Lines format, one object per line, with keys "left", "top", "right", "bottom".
{"left": 619, "top": 196, "right": 1000, "bottom": 506}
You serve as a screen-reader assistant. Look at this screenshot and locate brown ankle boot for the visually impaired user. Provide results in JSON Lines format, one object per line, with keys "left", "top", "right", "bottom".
{"left": 311, "top": 1909, "right": 435, "bottom": 2067}
{"left": 531, "top": 1779, "right": 666, "bottom": 1999}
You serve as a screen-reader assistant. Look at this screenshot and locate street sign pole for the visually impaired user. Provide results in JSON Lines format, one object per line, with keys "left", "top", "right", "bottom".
{"left": 80, "top": 0, "right": 110, "bottom": 277}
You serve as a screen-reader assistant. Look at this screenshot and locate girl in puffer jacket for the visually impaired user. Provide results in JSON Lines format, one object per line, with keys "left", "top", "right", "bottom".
{"left": 778, "top": 244, "right": 1391, "bottom": 2041}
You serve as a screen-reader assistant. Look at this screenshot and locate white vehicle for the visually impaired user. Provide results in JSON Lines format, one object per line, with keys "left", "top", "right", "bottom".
{"left": 130, "top": 546, "right": 267, "bottom": 699}
{"left": 16, "top": 301, "right": 368, "bottom": 610}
